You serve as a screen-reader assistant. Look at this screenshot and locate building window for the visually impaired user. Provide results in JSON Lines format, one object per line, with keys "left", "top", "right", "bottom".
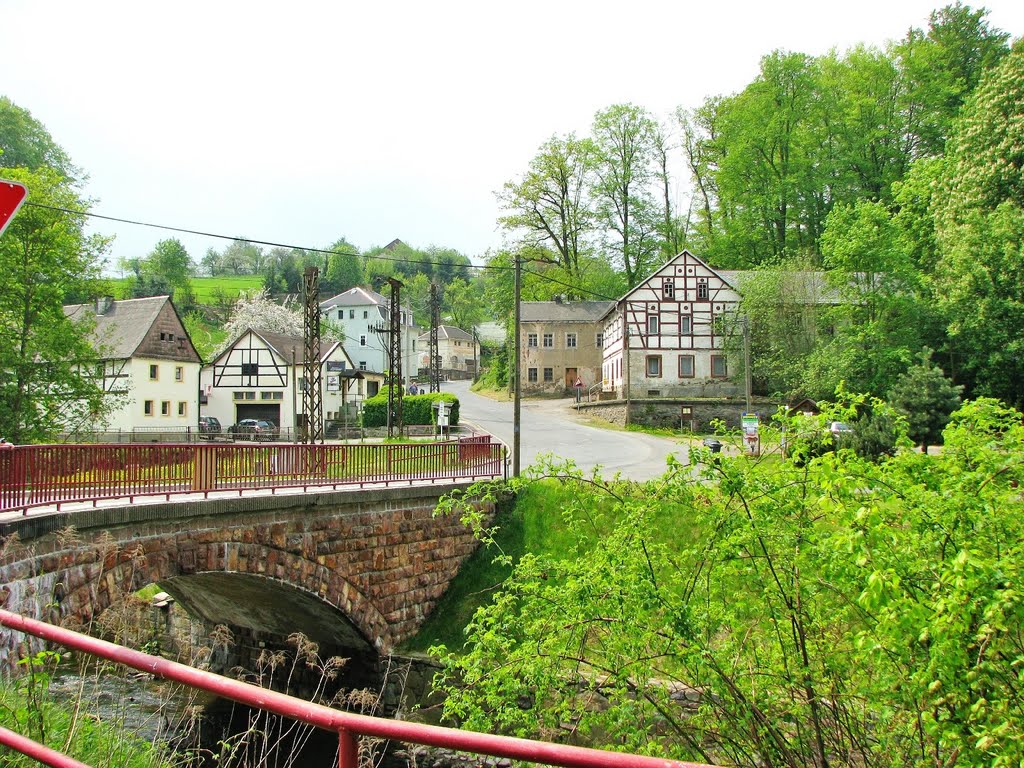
{"left": 348, "top": 309, "right": 354, "bottom": 319}
{"left": 175, "top": 366, "right": 184, "bottom": 382}
{"left": 177, "top": 401, "right": 186, "bottom": 416}
{"left": 663, "top": 279, "right": 675, "bottom": 299}
{"left": 161, "top": 401, "right": 171, "bottom": 416}
{"left": 566, "top": 333, "right": 577, "bottom": 349}
{"left": 543, "top": 368, "right": 553, "bottom": 382}
{"left": 359, "top": 361, "right": 367, "bottom": 371}
{"left": 244, "top": 391, "right": 256, "bottom": 400}
{"left": 678, "top": 355, "right": 695, "bottom": 378}
{"left": 711, "top": 355, "right": 728, "bottom": 378}
{"left": 680, "top": 315, "right": 692, "bottom": 335}
{"left": 149, "top": 364, "right": 158, "bottom": 380}
{"left": 144, "top": 400, "right": 154, "bottom": 416}
{"left": 543, "top": 333, "right": 553, "bottom": 348}
{"left": 528, "top": 368, "right": 538, "bottom": 383}
{"left": 360, "top": 335, "right": 367, "bottom": 347}
{"left": 240, "top": 362, "right": 258, "bottom": 377}
{"left": 697, "top": 282, "right": 709, "bottom": 300}
{"left": 646, "top": 355, "right": 662, "bottom": 377}
{"left": 596, "top": 332, "right": 604, "bottom": 349}
{"left": 527, "top": 333, "right": 538, "bottom": 348}
{"left": 363, "top": 310, "right": 368, "bottom": 319}
{"left": 647, "top": 315, "right": 659, "bottom": 334}
{"left": 337, "top": 310, "right": 344, "bottom": 320}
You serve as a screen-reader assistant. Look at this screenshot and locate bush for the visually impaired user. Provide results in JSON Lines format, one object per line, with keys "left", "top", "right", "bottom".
{"left": 361, "top": 389, "right": 459, "bottom": 428}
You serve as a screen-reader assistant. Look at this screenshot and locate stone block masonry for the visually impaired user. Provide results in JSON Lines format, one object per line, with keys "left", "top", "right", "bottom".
{"left": 0, "top": 483, "right": 493, "bottom": 667}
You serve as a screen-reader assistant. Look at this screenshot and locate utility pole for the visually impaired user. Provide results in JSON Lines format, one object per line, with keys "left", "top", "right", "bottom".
{"left": 302, "top": 266, "right": 323, "bottom": 444}
{"left": 742, "top": 314, "right": 752, "bottom": 414}
{"left": 513, "top": 254, "right": 521, "bottom": 478}
{"left": 371, "top": 278, "right": 405, "bottom": 438}
{"left": 429, "top": 282, "right": 441, "bottom": 393}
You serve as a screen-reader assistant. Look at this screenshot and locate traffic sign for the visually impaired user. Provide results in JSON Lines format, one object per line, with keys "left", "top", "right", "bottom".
{"left": 0, "top": 179, "right": 28, "bottom": 238}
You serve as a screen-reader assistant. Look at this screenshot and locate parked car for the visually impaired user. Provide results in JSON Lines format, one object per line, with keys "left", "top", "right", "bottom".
{"left": 198, "top": 416, "right": 222, "bottom": 439}
{"left": 229, "top": 419, "right": 278, "bottom": 441}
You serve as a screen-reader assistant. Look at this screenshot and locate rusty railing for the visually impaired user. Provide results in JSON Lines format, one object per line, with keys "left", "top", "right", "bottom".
{"left": 0, "top": 437, "right": 507, "bottom": 515}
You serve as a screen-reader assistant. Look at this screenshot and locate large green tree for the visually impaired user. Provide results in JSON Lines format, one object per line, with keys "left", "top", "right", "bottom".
{"left": 0, "top": 167, "right": 111, "bottom": 442}
{"left": 590, "top": 104, "right": 661, "bottom": 286}
{"left": 0, "top": 97, "right": 78, "bottom": 180}
{"left": 498, "top": 134, "right": 595, "bottom": 287}
{"left": 931, "top": 42, "right": 1024, "bottom": 405}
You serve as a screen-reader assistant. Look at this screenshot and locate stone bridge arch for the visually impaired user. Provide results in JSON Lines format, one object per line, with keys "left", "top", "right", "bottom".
{"left": 0, "top": 483, "right": 491, "bottom": 666}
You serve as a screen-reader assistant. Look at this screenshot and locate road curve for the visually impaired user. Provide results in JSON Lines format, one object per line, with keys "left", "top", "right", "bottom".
{"left": 443, "top": 380, "right": 687, "bottom": 481}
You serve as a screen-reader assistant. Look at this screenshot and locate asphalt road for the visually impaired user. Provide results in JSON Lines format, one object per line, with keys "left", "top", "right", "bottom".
{"left": 443, "top": 380, "right": 688, "bottom": 481}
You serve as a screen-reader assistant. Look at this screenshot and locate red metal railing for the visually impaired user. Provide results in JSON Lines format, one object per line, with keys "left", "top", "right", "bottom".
{"left": 0, "top": 437, "right": 507, "bottom": 516}
{"left": 0, "top": 608, "right": 715, "bottom": 768}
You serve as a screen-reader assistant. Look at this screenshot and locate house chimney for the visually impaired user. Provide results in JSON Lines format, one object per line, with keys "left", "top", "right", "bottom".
{"left": 95, "top": 296, "right": 114, "bottom": 315}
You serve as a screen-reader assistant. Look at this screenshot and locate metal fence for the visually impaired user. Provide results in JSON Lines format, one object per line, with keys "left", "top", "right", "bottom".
{"left": 0, "top": 436, "right": 507, "bottom": 515}
{"left": 0, "top": 608, "right": 711, "bottom": 768}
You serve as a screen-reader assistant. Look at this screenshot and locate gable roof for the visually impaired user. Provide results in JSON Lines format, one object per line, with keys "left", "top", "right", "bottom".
{"left": 321, "top": 284, "right": 413, "bottom": 313}
{"left": 417, "top": 324, "right": 474, "bottom": 342}
{"left": 521, "top": 300, "right": 615, "bottom": 323}
{"left": 210, "top": 329, "right": 343, "bottom": 367}
{"left": 63, "top": 295, "right": 199, "bottom": 361}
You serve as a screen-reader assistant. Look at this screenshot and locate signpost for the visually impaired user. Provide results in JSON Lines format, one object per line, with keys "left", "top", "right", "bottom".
{"left": 741, "top": 413, "right": 760, "bottom": 456}
{"left": 0, "top": 179, "right": 28, "bottom": 238}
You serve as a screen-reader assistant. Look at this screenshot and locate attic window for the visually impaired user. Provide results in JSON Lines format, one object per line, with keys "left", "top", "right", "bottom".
{"left": 697, "top": 282, "right": 709, "bottom": 300}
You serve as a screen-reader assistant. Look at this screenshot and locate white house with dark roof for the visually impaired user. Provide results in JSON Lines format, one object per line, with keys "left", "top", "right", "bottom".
{"left": 63, "top": 295, "right": 202, "bottom": 432}
{"left": 519, "top": 300, "right": 615, "bottom": 395}
{"left": 200, "top": 329, "right": 363, "bottom": 432}
{"left": 416, "top": 324, "right": 480, "bottom": 378}
{"left": 600, "top": 250, "right": 743, "bottom": 400}
{"left": 319, "top": 286, "right": 419, "bottom": 385}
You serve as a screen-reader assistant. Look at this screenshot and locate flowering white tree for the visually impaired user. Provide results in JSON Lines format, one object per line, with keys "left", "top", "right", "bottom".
{"left": 214, "top": 290, "right": 343, "bottom": 356}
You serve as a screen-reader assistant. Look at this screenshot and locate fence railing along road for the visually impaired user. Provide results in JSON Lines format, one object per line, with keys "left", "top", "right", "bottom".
{"left": 0, "top": 436, "right": 506, "bottom": 515}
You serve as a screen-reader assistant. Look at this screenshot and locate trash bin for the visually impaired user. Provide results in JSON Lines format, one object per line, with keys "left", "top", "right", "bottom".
{"left": 703, "top": 438, "right": 723, "bottom": 454}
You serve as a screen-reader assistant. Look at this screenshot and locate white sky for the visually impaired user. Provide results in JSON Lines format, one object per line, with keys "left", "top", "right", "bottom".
{"left": 5, "top": 0, "right": 1023, "bottom": 271}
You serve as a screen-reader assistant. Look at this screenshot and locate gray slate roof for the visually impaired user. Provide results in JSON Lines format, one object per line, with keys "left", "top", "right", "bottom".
{"left": 319, "top": 286, "right": 389, "bottom": 311}
{"left": 63, "top": 296, "right": 170, "bottom": 359}
{"left": 520, "top": 300, "right": 615, "bottom": 323}
{"left": 417, "top": 324, "right": 474, "bottom": 342}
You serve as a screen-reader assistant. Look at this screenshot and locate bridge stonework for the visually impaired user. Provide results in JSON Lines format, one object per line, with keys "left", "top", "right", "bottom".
{"left": 0, "top": 484, "right": 490, "bottom": 664}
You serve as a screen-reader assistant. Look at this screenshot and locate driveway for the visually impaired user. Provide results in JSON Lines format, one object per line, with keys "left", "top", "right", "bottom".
{"left": 443, "top": 380, "right": 687, "bottom": 481}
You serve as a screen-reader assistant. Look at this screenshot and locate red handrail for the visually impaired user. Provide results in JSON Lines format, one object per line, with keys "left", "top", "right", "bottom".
{"left": 0, "top": 608, "right": 714, "bottom": 768}
{"left": 0, "top": 438, "right": 507, "bottom": 516}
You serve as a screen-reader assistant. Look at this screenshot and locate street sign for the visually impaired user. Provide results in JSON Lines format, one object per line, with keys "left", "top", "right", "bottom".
{"left": 0, "top": 179, "right": 28, "bottom": 238}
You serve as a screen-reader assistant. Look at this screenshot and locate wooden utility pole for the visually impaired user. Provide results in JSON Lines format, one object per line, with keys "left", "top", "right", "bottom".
{"left": 513, "top": 254, "right": 521, "bottom": 478}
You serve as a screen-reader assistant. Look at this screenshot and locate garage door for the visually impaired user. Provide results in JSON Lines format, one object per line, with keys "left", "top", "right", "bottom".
{"left": 234, "top": 404, "right": 282, "bottom": 424}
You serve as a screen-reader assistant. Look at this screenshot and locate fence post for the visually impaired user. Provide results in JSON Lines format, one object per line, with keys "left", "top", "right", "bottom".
{"left": 338, "top": 729, "right": 358, "bottom": 768}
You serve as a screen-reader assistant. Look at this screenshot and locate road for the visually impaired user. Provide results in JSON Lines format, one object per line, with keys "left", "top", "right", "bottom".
{"left": 442, "top": 380, "right": 687, "bottom": 481}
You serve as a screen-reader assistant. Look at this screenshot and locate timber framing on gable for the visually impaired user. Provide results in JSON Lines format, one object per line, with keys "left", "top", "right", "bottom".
{"left": 212, "top": 332, "right": 289, "bottom": 388}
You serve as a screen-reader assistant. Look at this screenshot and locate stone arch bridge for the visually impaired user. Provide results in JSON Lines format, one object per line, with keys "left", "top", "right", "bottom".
{"left": 0, "top": 484, "right": 492, "bottom": 669}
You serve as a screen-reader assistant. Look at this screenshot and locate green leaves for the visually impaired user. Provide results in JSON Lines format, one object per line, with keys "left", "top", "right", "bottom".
{"left": 434, "top": 399, "right": 1024, "bottom": 766}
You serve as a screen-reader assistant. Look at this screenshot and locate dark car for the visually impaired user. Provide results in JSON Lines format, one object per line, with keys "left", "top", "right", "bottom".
{"left": 229, "top": 419, "right": 278, "bottom": 441}
{"left": 198, "top": 416, "right": 222, "bottom": 439}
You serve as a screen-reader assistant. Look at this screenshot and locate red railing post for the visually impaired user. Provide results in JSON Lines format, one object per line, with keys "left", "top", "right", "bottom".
{"left": 338, "top": 728, "right": 359, "bottom": 768}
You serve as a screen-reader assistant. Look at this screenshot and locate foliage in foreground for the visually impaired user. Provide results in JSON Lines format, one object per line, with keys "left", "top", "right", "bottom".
{"left": 432, "top": 399, "right": 1024, "bottom": 767}
{"left": 0, "top": 652, "right": 177, "bottom": 768}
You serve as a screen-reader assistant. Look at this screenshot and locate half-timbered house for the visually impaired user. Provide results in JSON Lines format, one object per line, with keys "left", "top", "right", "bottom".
{"left": 600, "top": 250, "right": 742, "bottom": 400}
{"left": 200, "top": 330, "right": 362, "bottom": 433}
{"left": 63, "top": 295, "right": 202, "bottom": 432}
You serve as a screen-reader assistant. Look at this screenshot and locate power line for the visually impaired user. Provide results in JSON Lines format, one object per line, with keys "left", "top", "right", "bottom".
{"left": 24, "top": 201, "right": 619, "bottom": 301}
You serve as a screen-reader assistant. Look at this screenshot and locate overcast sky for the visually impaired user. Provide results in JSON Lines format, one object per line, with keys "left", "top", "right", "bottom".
{"left": 5, "top": 1, "right": 1023, "bottom": 270}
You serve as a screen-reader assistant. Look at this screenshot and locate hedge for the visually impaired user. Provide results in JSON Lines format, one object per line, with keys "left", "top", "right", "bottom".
{"left": 362, "top": 390, "right": 460, "bottom": 428}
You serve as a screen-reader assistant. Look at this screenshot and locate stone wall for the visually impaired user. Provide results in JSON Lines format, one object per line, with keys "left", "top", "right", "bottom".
{"left": 0, "top": 483, "right": 491, "bottom": 668}
{"left": 578, "top": 397, "right": 778, "bottom": 432}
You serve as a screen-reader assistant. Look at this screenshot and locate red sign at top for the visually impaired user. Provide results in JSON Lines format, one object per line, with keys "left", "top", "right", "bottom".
{"left": 0, "top": 179, "right": 28, "bottom": 238}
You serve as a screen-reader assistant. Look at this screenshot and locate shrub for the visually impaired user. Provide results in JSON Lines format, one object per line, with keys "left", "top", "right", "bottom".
{"left": 361, "top": 389, "right": 459, "bottom": 428}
